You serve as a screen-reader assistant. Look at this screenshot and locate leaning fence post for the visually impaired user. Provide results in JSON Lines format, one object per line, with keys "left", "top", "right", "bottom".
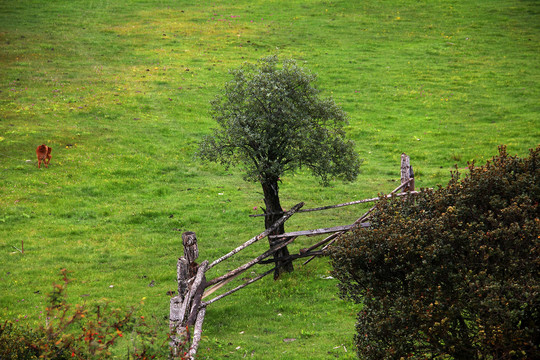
{"left": 401, "top": 153, "right": 415, "bottom": 191}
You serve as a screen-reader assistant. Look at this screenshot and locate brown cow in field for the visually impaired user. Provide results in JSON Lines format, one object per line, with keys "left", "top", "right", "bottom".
{"left": 36, "top": 144, "right": 52, "bottom": 168}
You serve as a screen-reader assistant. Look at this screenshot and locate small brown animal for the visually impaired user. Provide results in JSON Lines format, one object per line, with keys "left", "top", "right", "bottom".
{"left": 36, "top": 144, "right": 52, "bottom": 168}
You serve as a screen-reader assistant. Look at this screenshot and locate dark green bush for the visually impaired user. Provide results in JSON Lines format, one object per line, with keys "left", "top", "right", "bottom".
{"left": 0, "top": 321, "right": 71, "bottom": 360}
{"left": 330, "top": 145, "right": 539, "bottom": 360}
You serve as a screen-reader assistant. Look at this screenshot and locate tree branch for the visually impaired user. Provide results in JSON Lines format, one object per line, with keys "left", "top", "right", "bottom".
{"left": 206, "top": 202, "right": 304, "bottom": 271}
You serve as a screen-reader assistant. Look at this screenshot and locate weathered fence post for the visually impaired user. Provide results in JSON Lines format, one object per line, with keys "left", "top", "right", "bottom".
{"left": 170, "top": 231, "right": 208, "bottom": 358}
{"left": 182, "top": 231, "right": 199, "bottom": 269}
{"left": 401, "top": 153, "right": 415, "bottom": 191}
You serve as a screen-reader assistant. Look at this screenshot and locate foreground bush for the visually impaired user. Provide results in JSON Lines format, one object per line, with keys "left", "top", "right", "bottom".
{"left": 0, "top": 269, "right": 180, "bottom": 359}
{"left": 330, "top": 145, "right": 539, "bottom": 359}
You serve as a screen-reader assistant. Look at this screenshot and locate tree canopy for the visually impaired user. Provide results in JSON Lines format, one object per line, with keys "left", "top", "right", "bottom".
{"left": 198, "top": 55, "right": 361, "bottom": 186}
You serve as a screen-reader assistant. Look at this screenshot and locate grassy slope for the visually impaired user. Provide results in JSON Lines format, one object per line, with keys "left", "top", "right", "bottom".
{"left": 0, "top": 0, "right": 538, "bottom": 358}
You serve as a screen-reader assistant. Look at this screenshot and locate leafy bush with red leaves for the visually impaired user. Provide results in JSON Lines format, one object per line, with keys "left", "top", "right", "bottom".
{"left": 330, "top": 145, "right": 539, "bottom": 360}
{"left": 0, "top": 269, "right": 183, "bottom": 359}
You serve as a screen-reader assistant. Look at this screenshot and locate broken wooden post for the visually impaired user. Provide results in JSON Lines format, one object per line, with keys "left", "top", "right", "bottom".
{"left": 401, "top": 153, "right": 415, "bottom": 191}
{"left": 170, "top": 231, "right": 207, "bottom": 358}
{"left": 182, "top": 231, "right": 199, "bottom": 276}
{"left": 169, "top": 295, "right": 188, "bottom": 357}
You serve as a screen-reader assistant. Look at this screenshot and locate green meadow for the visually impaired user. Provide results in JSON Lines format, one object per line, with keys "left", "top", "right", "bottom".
{"left": 1, "top": 0, "right": 538, "bottom": 358}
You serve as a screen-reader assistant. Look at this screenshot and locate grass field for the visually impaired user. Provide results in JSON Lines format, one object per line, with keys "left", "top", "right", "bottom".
{"left": 1, "top": 0, "right": 538, "bottom": 358}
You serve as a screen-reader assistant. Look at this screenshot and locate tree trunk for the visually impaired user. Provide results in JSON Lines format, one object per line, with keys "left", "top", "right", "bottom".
{"left": 261, "top": 178, "right": 294, "bottom": 279}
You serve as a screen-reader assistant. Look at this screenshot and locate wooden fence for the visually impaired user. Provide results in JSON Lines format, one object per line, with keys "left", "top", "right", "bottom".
{"left": 169, "top": 153, "right": 418, "bottom": 359}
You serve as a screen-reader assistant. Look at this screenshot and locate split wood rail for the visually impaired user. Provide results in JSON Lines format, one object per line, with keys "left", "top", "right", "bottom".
{"left": 169, "top": 153, "right": 419, "bottom": 359}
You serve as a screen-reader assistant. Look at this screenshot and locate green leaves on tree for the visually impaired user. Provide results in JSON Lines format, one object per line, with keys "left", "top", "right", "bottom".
{"left": 198, "top": 55, "right": 362, "bottom": 186}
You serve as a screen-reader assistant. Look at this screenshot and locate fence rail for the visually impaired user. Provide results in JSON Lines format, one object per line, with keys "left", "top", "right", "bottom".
{"left": 169, "top": 153, "right": 420, "bottom": 359}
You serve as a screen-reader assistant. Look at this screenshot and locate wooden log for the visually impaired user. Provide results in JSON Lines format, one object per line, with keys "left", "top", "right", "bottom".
{"left": 249, "top": 191, "right": 415, "bottom": 217}
{"left": 178, "top": 260, "right": 208, "bottom": 326}
{"left": 169, "top": 295, "right": 188, "bottom": 357}
{"left": 349, "top": 179, "right": 416, "bottom": 227}
{"left": 202, "top": 272, "right": 242, "bottom": 299}
{"left": 303, "top": 204, "right": 377, "bottom": 266}
{"left": 250, "top": 162, "right": 419, "bottom": 219}
{"left": 301, "top": 180, "right": 425, "bottom": 266}
{"left": 177, "top": 257, "right": 190, "bottom": 300}
{"left": 302, "top": 232, "right": 341, "bottom": 254}
{"left": 401, "top": 153, "right": 415, "bottom": 191}
{"left": 169, "top": 327, "right": 188, "bottom": 358}
{"left": 205, "top": 236, "right": 297, "bottom": 288}
{"left": 303, "top": 180, "right": 412, "bottom": 264}
{"left": 170, "top": 232, "right": 201, "bottom": 358}
{"left": 207, "top": 202, "right": 304, "bottom": 271}
{"left": 303, "top": 203, "right": 376, "bottom": 266}
{"left": 169, "top": 295, "right": 182, "bottom": 332}
{"left": 202, "top": 267, "right": 276, "bottom": 307}
{"left": 353, "top": 206, "right": 374, "bottom": 225}
{"left": 188, "top": 306, "right": 206, "bottom": 359}
{"left": 182, "top": 232, "right": 199, "bottom": 271}
{"left": 409, "top": 165, "right": 415, "bottom": 191}
{"left": 392, "top": 178, "right": 411, "bottom": 194}
{"left": 304, "top": 184, "right": 416, "bottom": 264}
{"left": 319, "top": 240, "right": 337, "bottom": 255}
{"left": 258, "top": 250, "right": 325, "bottom": 264}
{"left": 187, "top": 275, "right": 206, "bottom": 326}
{"left": 268, "top": 223, "right": 370, "bottom": 240}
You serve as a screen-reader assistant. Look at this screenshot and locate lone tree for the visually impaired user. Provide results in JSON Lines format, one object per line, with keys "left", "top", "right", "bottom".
{"left": 199, "top": 55, "right": 361, "bottom": 278}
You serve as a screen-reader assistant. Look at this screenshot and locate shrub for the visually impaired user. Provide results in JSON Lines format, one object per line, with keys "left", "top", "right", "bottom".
{"left": 0, "top": 320, "right": 71, "bottom": 360}
{"left": 0, "top": 269, "right": 182, "bottom": 359}
{"left": 329, "top": 145, "right": 539, "bottom": 360}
